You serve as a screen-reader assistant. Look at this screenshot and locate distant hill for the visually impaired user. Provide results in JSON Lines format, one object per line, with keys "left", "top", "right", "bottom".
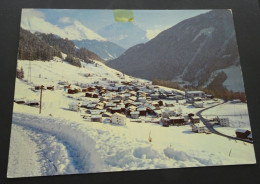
{"left": 107, "top": 10, "right": 244, "bottom": 92}
{"left": 73, "top": 39, "right": 125, "bottom": 61}
{"left": 97, "top": 22, "right": 148, "bottom": 49}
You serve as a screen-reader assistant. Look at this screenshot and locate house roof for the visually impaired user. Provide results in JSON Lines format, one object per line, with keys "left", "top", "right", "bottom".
{"left": 236, "top": 129, "right": 250, "bottom": 133}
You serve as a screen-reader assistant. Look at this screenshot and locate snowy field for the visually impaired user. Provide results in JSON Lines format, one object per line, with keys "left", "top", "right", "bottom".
{"left": 201, "top": 102, "right": 252, "bottom": 137}
{"left": 7, "top": 59, "right": 256, "bottom": 178}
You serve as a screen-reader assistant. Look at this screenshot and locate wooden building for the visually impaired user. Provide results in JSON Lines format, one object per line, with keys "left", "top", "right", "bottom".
{"left": 236, "top": 129, "right": 251, "bottom": 139}
{"left": 112, "top": 113, "right": 126, "bottom": 125}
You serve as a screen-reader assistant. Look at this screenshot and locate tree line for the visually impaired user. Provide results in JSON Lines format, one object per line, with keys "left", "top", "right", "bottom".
{"left": 18, "top": 28, "right": 104, "bottom": 68}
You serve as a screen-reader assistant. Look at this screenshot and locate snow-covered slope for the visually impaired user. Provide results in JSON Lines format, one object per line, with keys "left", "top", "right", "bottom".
{"left": 8, "top": 58, "right": 255, "bottom": 177}
{"left": 21, "top": 9, "right": 106, "bottom": 41}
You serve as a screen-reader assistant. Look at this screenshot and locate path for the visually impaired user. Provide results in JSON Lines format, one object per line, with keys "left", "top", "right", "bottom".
{"left": 196, "top": 101, "right": 253, "bottom": 144}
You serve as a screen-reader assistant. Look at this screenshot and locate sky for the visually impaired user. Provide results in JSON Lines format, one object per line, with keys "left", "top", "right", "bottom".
{"left": 21, "top": 9, "right": 210, "bottom": 40}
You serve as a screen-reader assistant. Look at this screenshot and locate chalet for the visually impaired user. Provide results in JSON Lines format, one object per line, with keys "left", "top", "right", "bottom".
{"left": 130, "top": 111, "right": 140, "bottom": 119}
{"left": 68, "top": 89, "right": 79, "bottom": 94}
{"left": 152, "top": 101, "right": 160, "bottom": 110}
{"left": 215, "top": 117, "right": 230, "bottom": 127}
{"left": 158, "top": 100, "right": 163, "bottom": 106}
{"left": 34, "top": 85, "right": 44, "bottom": 90}
{"left": 81, "top": 88, "right": 87, "bottom": 92}
{"left": 14, "top": 98, "right": 25, "bottom": 104}
{"left": 105, "top": 102, "right": 116, "bottom": 108}
{"left": 161, "top": 118, "right": 170, "bottom": 127}
{"left": 47, "top": 86, "right": 54, "bottom": 90}
{"left": 125, "top": 105, "right": 137, "bottom": 116}
{"left": 174, "top": 95, "right": 184, "bottom": 100}
{"left": 91, "top": 115, "right": 102, "bottom": 123}
{"left": 86, "top": 103, "right": 96, "bottom": 109}
{"left": 102, "top": 112, "right": 112, "bottom": 118}
{"left": 138, "top": 97, "right": 146, "bottom": 103}
{"left": 151, "top": 94, "right": 159, "bottom": 100}
{"left": 191, "top": 123, "right": 207, "bottom": 133}
{"left": 190, "top": 116, "right": 200, "bottom": 124}
{"left": 26, "top": 100, "right": 39, "bottom": 106}
{"left": 154, "top": 110, "right": 162, "bottom": 117}
{"left": 235, "top": 129, "right": 251, "bottom": 139}
{"left": 183, "top": 115, "right": 189, "bottom": 122}
{"left": 69, "top": 102, "right": 81, "bottom": 112}
{"left": 193, "top": 102, "right": 204, "bottom": 108}
{"left": 92, "top": 93, "right": 99, "bottom": 98}
{"left": 169, "top": 117, "right": 185, "bottom": 125}
{"left": 87, "top": 87, "right": 96, "bottom": 92}
{"left": 111, "top": 107, "right": 122, "bottom": 114}
{"left": 185, "top": 90, "right": 205, "bottom": 98}
{"left": 137, "top": 106, "right": 147, "bottom": 116}
{"left": 85, "top": 92, "right": 93, "bottom": 97}
{"left": 99, "top": 96, "right": 109, "bottom": 102}
{"left": 113, "top": 95, "right": 123, "bottom": 101}
{"left": 112, "top": 113, "right": 126, "bottom": 125}
{"left": 188, "top": 113, "right": 194, "bottom": 117}
{"left": 167, "top": 94, "right": 175, "bottom": 100}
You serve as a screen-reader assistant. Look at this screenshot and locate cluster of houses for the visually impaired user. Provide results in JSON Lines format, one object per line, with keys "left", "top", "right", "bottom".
{"left": 61, "top": 79, "right": 216, "bottom": 133}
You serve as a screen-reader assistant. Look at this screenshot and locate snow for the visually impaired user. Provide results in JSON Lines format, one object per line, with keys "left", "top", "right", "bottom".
{"left": 202, "top": 102, "right": 251, "bottom": 137}
{"left": 21, "top": 9, "right": 106, "bottom": 41}
{"left": 8, "top": 58, "right": 256, "bottom": 177}
{"left": 192, "top": 27, "right": 214, "bottom": 42}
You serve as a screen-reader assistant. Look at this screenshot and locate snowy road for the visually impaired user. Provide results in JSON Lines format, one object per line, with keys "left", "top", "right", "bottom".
{"left": 197, "top": 101, "right": 253, "bottom": 144}
{"left": 7, "top": 122, "right": 81, "bottom": 178}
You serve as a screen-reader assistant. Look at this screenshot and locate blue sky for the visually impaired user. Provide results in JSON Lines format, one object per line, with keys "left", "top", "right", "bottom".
{"left": 38, "top": 9, "right": 210, "bottom": 38}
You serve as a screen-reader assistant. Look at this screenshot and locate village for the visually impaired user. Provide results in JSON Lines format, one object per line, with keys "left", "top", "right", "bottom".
{"left": 13, "top": 60, "right": 252, "bottom": 141}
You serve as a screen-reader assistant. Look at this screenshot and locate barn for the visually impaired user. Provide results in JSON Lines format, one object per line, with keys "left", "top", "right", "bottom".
{"left": 236, "top": 129, "right": 252, "bottom": 139}
{"left": 169, "top": 117, "right": 185, "bottom": 125}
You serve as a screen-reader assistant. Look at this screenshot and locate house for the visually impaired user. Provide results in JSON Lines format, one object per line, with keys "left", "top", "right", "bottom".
{"left": 165, "top": 102, "right": 174, "bottom": 107}
{"left": 137, "top": 106, "right": 147, "bottom": 116}
{"left": 235, "top": 129, "right": 251, "bottom": 139}
{"left": 154, "top": 110, "right": 162, "bottom": 117}
{"left": 152, "top": 101, "right": 160, "bottom": 110}
{"left": 69, "top": 102, "right": 81, "bottom": 112}
{"left": 112, "top": 113, "right": 126, "bottom": 125}
{"left": 111, "top": 107, "right": 122, "bottom": 114}
{"left": 185, "top": 90, "right": 205, "bottom": 98}
{"left": 169, "top": 117, "right": 185, "bottom": 125}
{"left": 216, "top": 117, "right": 230, "bottom": 127}
{"left": 158, "top": 100, "right": 164, "bottom": 106}
{"left": 92, "top": 93, "right": 99, "bottom": 98}
{"left": 130, "top": 111, "right": 140, "bottom": 119}
{"left": 150, "top": 94, "right": 159, "bottom": 100}
{"left": 14, "top": 98, "right": 25, "bottom": 104}
{"left": 47, "top": 86, "right": 54, "bottom": 90}
{"left": 85, "top": 92, "right": 93, "bottom": 97}
{"left": 26, "top": 100, "right": 39, "bottom": 106}
{"left": 193, "top": 101, "right": 204, "bottom": 108}
{"left": 161, "top": 118, "right": 170, "bottom": 127}
{"left": 190, "top": 116, "right": 200, "bottom": 124}
{"left": 191, "top": 123, "right": 207, "bottom": 133}
{"left": 91, "top": 115, "right": 102, "bottom": 123}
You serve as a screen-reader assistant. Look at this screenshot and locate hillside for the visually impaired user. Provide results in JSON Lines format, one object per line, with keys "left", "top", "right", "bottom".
{"left": 18, "top": 29, "right": 104, "bottom": 66}
{"left": 107, "top": 10, "right": 244, "bottom": 92}
{"left": 73, "top": 39, "right": 125, "bottom": 61}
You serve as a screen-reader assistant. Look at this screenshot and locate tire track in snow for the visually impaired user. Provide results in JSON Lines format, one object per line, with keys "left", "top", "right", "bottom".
{"left": 11, "top": 112, "right": 107, "bottom": 176}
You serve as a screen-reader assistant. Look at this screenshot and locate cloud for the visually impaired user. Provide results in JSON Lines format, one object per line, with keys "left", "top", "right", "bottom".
{"left": 59, "top": 17, "right": 72, "bottom": 24}
{"left": 20, "top": 9, "right": 106, "bottom": 41}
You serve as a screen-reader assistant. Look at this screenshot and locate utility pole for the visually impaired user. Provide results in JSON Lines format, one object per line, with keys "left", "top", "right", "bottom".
{"left": 39, "top": 85, "right": 44, "bottom": 114}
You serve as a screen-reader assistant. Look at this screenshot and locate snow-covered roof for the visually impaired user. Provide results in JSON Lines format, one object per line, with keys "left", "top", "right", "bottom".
{"left": 236, "top": 129, "right": 250, "bottom": 133}
{"left": 130, "top": 111, "right": 140, "bottom": 115}
{"left": 113, "top": 112, "right": 125, "bottom": 118}
{"left": 91, "top": 115, "right": 102, "bottom": 118}
{"left": 187, "top": 91, "right": 205, "bottom": 94}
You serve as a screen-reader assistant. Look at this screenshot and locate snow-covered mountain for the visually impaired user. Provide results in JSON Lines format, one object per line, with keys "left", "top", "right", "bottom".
{"left": 73, "top": 39, "right": 126, "bottom": 61}
{"left": 21, "top": 17, "right": 106, "bottom": 41}
{"left": 107, "top": 10, "right": 244, "bottom": 92}
{"left": 97, "top": 22, "right": 148, "bottom": 49}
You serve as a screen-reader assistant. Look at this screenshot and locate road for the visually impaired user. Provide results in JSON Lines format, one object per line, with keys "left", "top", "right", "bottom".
{"left": 196, "top": 101, "right": 253, "bottom": 144}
